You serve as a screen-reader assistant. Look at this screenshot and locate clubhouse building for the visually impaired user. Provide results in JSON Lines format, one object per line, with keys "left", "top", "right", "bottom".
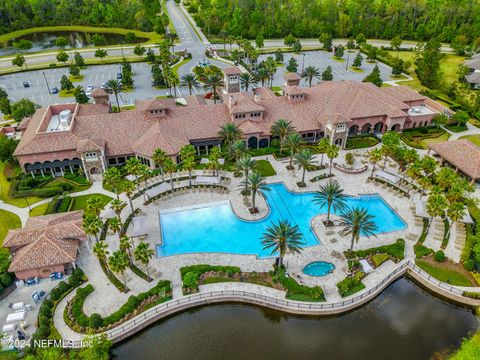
{"left": 13, "top": 70, "right": 449, "bottom": 181}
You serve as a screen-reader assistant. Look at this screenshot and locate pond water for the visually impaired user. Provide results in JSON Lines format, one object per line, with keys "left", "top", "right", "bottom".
{"left": 0, "top": 31, "right": 147, "bottom": 56}
{"left": 112, "top": 279, "right": 479, "bottom": 360}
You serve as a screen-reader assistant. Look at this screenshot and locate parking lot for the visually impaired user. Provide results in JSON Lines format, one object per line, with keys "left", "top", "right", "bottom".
{"left": 0, "top": 63, "right": 171, "bottom": 108}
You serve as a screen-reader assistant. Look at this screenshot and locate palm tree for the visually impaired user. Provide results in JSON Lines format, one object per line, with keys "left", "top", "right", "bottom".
{"left": 109, "top": 216, "right": 122, "bottom": 239}
{"left": 86, "top": 196, "right": 103, "bottom": 216}
{"left": 313, "top": 180, "right": 349, "bottom": 226}
{"left": 271, "top": 119, "right": 295, "bottom": 152}
{"left": 170, "top": 73, "right": 180, "bottom": 98}
{"left": 110, "top": 198, "right": 125, "bottom": 220}
{"left": 180, "top": 145, "right": 196, "bottom": 187}
{"left": 120, "top": 180, "right": 136, "bottom": 215}
{"left": 208, "top": 147, "right": 222, "bottom": 176}
{"left": 338, "top": 207, "right": 378, "bottom": 253}
{"left": 316, "top": 138, "right": 330, "bottom": 167}
{"left": 82, "top": 213, "right": 102, "bottom": 242}
{"left": 326, "top": 144, "right": 339, "bottom": 176}
{"left": 255, "top": 67, "right": 270, "bottom": 86}
{"left": 103, "top": 167, "right": 122, "bottom": 199}
{"left": 105, "top": 79, "right": 122, "bottom": 112}
{"left": 261, "top": 220, "right": 304, "bottom": 270}
{"left": 119, "top": 235, "right": 134, "bottom": 263}
{"left": 242, "top": 172, "right": 269, "bottom": 213}
{"left": 229, "top": 140, "right": 247, "bottom": 161}
{"left": 203, "top": 73, "right": 223, "bottom": 104}
{"left": 368, "top": 148, "right": 383, "bottom": 178}
{"left": 236, "top": 155, "right": 256, "bottom": 192}
{"left": 302, "top": 65, "right": 320, "bottom": 86}
{"left": 179, "top": 73, "right": 201, "bottom": 95}
{"left": 134, "top": 242, "right": 155, "bottom": 280}
{"left": 293, "top": 148, "right": 315, "bottom": 186}
{"left": 218, "top": 123, "right": 242, "bottom": 148}
{"left": 426, "top": 191, "right": 448, "bottom": 220}
{"left": 108, "top": 250, "right": 129, "bottom": 289}
{"left": 93, "top": 240, "right": 109, "bottom": 264}
{"left": 285, "top": 132, "right": 303, "bottom": 169}
{"left": 163, "top": 157, "right": 177, "bottom": 190}
{"left": 125, "top": 157, "right": 143, "bottom": 192}
{"left": 240, "top": 72, "right": 258, "bottom": 92}
{"left": 152, "top": 148, "right": 167, "bottom": 180}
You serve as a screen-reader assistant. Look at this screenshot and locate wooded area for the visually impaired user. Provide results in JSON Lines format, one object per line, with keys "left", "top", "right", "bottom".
{"left": 186, "top": 0, "right": 480, "bottom": 42}
{"left": 0, "top": 0, "right": 161, "bottom": 34}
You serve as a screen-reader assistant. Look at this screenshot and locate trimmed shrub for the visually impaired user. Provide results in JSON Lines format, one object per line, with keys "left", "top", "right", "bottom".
{"left": 0, "top": 272, "right": 13, "bottom": 287}
{"left": 434, "top": 250, "right": 446, "bottom": 262}
{"left": 463, "top": 259, "right": 475, "bottom": 271}
{"left": 39, "top": 304, "right": 52, "bottom": 319}
{"left": 89, "top": 313, "right": 103, "bottom": 329}
{"left": 372, "top": 253, "right": 389, "bottom": 267}
{"left": 350, "top": 239, "right": 405, "bottom": 261}
{"left": 36, "top": 325, "right": 51, "bottom": 339}
{"left": 183, "top": 272, "right": 199, "bottom": 290}
{"left": 337, "top": 271, "right": 365, "bottom": 298}
{"left": 180, "top": 265, "right": 241, "bottom": 292}
{"left": 414, "top": 244, "right": 434, "bottom": 259}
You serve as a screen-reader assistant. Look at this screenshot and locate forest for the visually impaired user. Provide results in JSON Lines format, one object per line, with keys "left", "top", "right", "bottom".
{"left": 185, "top": 0, "right": 480, "bottom": 42}
{"left": 0, "top": 0, "right": 161, "bottom": 34}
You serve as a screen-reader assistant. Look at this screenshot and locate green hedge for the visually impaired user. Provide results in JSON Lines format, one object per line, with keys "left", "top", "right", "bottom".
{"left": 337, "top": 271, "right": 366, "bottom": 298}
{"left": 414, "top": 244, "right": 434, "bottom": 259}
{"left": 463, "top": 291, "right": 480, "bottom": 299}
{"left": 66, "top": 280, "right": 172, "bottom": 332}
{"left": 274, "top": 267, "right": 325, "bottom": 302}
{"left": 180, "top": 264, "right": 241, "bottom": 293}
{"left": 349, "top": 239, "right": 405, "bottom": 261}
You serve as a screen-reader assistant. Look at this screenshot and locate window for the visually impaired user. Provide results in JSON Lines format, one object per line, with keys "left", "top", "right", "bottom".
{"left": 108, "top": 158, "right": 117, "bottom": 165}
{"left": 336, "top": 123, "right": 346, "bottom": 131}
{"left": 85, "top": 152, "right": 97, "bottom": 161}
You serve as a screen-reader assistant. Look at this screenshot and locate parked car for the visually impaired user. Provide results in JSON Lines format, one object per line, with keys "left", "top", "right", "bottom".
{"left": 22, "top": 81, "right": 30, "bottom": 88}
{"left": 49, "top": 272, "right": 63, "bottom": 280}
{"left": 26, "top": 277, "right": 39, "bottom": 286}
{"left": 116, "top": 73, "right": 122, "bottom": 80}
{"left": 100, "top": 82, "right": 107, "bottom": 89}
{"left": 51, "top": 87, "right": 59, "bottom": 94}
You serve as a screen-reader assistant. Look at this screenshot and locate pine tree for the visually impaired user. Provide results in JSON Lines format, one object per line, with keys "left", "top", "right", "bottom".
{"left": 60, "top": 75, "right": 74, "bottom": 91}
{"left": 363, "top": 65, "right": 383, "bottom": 87}
{"left": 321, "top": 66, "right": 333, "bottom": 81}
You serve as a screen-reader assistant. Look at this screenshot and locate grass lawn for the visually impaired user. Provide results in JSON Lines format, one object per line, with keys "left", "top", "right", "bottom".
{"left": 45, "top": 178, "right": 91, "bottom": 193}
{"left": 419, "top": 132, "right": 451, "bottom": 148}
{"left": 0, "top": 162, "right": 43, "bottom": 207}
{"left": 345, "top": 135, "right": 379, "bottom": 149}
{"left": 59, "top": 89, "right": 75, "bottom": 98}
{"left": 459, "top": 134, "right": 480, "bottom": 147}
{"left": 70, "top": 193, "right": 112, "bottom": 211}
{"left": 350, "top": 66, "right": 363, "bottom": 73}
{"left": 172, "top": 58, "right": 191, "bottom": 75}
{"left": 332, "top": 56, "right": 345, "bottom": 62}
{"left": 416, "top": 259, "right": 476, "bottom": 286}
{"left": 29, "top": 203, "right": 48, "bottom": 217}
{"left": 445, "top": 124, "right": 468, "bottom": 133}
{"left": 0, "top": 209, "right": 21, "bottom": 246}
{"left": 69, "top": 75, "right": 84, "bottom": 82}
{"left": 400, "top": 127, "right": 450, "bottom": 149}
{"left": 255, "top": 160, "right": 276, "bottom": 177}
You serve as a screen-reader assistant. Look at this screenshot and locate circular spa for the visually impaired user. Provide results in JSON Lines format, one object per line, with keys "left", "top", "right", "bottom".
{"left": 302, "top": 261, "right": 335, "bottom": 277}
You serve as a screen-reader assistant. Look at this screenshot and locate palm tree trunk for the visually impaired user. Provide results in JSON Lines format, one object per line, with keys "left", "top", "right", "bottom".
{"left": 128, "top": 196, "right": 134, "bottom": 215}
{"left": 244, "top": 170, "right": 248, "bottom": 192}
{"left": 329, "top": 159, "right": 333, "bottom": 175}
{"left": 146, "top": 262, "right": 151, "bottom": 280}
{"left": 189, "top": 170, "right": 192, "bottom": 187}
{"left": 370, "top": 164, "right": 375, "bottom": 178}
{"left": 302, "top": 167, "right": 306, "bottom": 184}
{"left": 320, "top": 153, "right": 324, "bottom": 167}
{"left": 122, "top": 272, "right": 127, "bottom": 289}
{"left": 251, "top": 191, "right": 256, "bottom": 212}
{"left": 350, "top": 234, "right": 355, "bottom": 253}
{"left": 170, "top": 173, "right": 174, "bottom": 190}
{"left": 289, "top": 152, "right": 293, "bottom": 168}
{"left": 115, "top": 93, "right": 120, "bottom": 112}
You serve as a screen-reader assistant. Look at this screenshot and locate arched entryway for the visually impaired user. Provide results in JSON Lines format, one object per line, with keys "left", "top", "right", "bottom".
{"left": 247, "top": 136, "right": 258, "bottom": 149}
{"left": 373, "top": 122, "right": 383, "bottom": 133}
{"left": 334, "top": 138, "right": 343, "bottom": 146}
{"left": 361, "top": 123, "right": 371, "bottom": 133}
{"left": 391, "top": 124, "right": 401, "bottom": 132}
{"left": 349, "top": 125, "right": 359, "bottom": 135}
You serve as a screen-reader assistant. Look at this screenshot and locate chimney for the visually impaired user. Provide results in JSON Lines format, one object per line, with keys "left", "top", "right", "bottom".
{"left": 254, "top": 93, "right": 261, "bottom": 103}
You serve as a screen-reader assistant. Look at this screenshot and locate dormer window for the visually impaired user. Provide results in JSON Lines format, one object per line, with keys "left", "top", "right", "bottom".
{"left": 336, "top": 124, "right": 346, "bottom": 132}
{"left": 250, "top": 112, "right": 262, "bottom": 118}
{"left": 85, "top": 152, "right": 98, "bottom": 161}
{"left": 234, "top": 113, "right": 246, "bottom": 119}
{"left": 150, "top": 109, "right": 164, "bottom": 115}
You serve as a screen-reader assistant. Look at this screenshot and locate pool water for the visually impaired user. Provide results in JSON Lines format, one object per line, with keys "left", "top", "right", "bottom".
{"left": 303, "top": 261, "right": 335, "bottom": 276}
{"left": 157, "top": 182, "right": 406, "bottom": 258}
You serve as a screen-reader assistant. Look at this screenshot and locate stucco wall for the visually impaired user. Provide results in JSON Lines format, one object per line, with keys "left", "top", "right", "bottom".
{"left": 15, "top": 264, "right": 65, "bottom": 280}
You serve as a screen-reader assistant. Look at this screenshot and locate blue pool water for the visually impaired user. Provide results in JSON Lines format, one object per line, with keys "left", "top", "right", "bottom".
{"left": 303, "top": 261, "right": 336, "bottom": 277}
{"left": 157, "top": 182, "right": 406, "bottom": 258}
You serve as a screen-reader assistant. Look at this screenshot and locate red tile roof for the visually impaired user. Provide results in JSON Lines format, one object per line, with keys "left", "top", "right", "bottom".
{"left": 223, "top": 66, "right": 242, "bottom": 75}
{"left": 428, "top": 140, "right": 480, "bottom": 179}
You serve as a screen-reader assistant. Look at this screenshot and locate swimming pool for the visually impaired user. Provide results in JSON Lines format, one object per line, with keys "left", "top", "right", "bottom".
{"left": 303, "top": 261, "right": 336, "bottom": 277}
{"left": 157, "top": 182, "right": 406, "bottom": 258}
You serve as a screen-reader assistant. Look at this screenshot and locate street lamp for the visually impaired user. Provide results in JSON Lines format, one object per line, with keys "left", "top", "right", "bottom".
{"left": 42, "top": 72, "right": 51, "bottom": 95}
{"left": 345, "top": 51, "right": 351, "bottom": 71}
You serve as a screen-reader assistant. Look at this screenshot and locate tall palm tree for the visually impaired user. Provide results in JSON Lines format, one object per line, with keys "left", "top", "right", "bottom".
{"left": 236, "top": 155, "right": 256, "bottom": 192}
{"left": 86, "top": 196, "right": 103, "bottom": 216}
{"left": 152, "top": 148, "right": 167, "bottom": 180}
{"left": 125, "top": 157, "right": 143, "bottom": 191}
{"left": 120, "top": 180, "right": 136, "bottom": 215}
{"left": 105, "top": 79, "right": 122, "bottom": 112}
{"left": 208, "top": 147, "right": 222, "bottom": 176}
{"left": 163, "top": 157, "right": 177, "bottom": 190}
{"left": 119, "top": 235, "right": 134, "bottom": 263}
{"left": 293, "top": 148, "right": 315, "bottom": 186}
{"left": 261, "top": 220, "right": 304, "bottom": 270}
{"left": 203, "top": 73, "right": 223, "bottom": 104}
{"left": 242, "top": 171, "right": 269, "bottom": 213}
{"left": 108, "top": 250, "right": 129, "bottom": 289}
{"left": 83, "top": 213, "right": 102, "bottom": 242}
{"left": 271, "top": 119, "right": 295, "bottom": 152}
{"left": 134, "top": 242, "right": 155, "bottom": 280}
{"left": 316, "top": 138, "right": 330, "bottom": 167}
{"left": 240, "top": 72, "right": 258, "bottom": 92}
{"left": 368, "top": 148, "right": 383, "bottom": 178}
{"left": 180, "top": 145, "right": 196, "bottom": 187}
{"left": 170, "top": 73, "right": 180, "bottom": 98}
{"left": 285, "top": 132, "right": 303, "bottom": 169}
{"left": 103, "top": 167, "right": 122, "bottom": 199}
{"left": 338, "top": 207, "right": 378, "bottom": 253}
{"left": 109, "top": 216, "right": 122, "bottom": 239}
{"left": 179, "top": 73, "right": 201, "bottom": 95}
{"left": 93, "top": 240, "right": 109, "bottom": 264}
{"left": 255, "top": 68, "right": 270, "bottom": 87}
{"left": 110, "top": 198, "right": 126, "bottom": 220}
{"left": 229, "top": 140, "right": 247, "bottom": 161}
{"left": 326, "top": 144, "right": 339, "bottom": 176}
{"left": 218, "top": 123, "right": 242, "bottom": 148}
{"left": 426, "top": 191, "right": 448, "bottom": 220}
{"left": 313, "top": 180, "right": 349, "bottom": 226}
{"left": 302, "top": 65, "right": 320, "bottom": 86}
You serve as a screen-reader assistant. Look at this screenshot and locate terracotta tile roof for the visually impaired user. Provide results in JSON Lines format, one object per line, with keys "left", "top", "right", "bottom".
{"left": 91, "top": 88, "right": 108, "bottom": 97}
{"left": 428, "top": 140, "right": 480, "bottom": 179}
{"left": 76, "top": 139, "right": 105, "bottom": 152}
{"left": 17, "top": 117, "right": 31, "bottom": 130}
{"left": 382, "top": 86, "right": 426, "bottom": 103}
{"left": 223, "top": 66, "right": 242, "bottom": 75}
{"left": 3, "top": 211, "right": 86, "bottom": 273}
{"left": 229, "top": 100, "right": 265, "bottom": 114}
{"left": 132, "top": 121, "right": 176, "bottom": 156}
{"left": 135, "top": 98, "right": 172, "bottom": 112}
{"left": 238, "top": 120, "right": 263, "bottom": 134}
{"left": 284, "top": 72, "right": 301, "bottom": 81}
{"left": 284, "top": 85, "right": 305, "bottom": 96}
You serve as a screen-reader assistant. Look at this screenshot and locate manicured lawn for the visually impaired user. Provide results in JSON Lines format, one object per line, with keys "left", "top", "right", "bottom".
{"left": 70, "top": 194, "right": 112, "bottom": 211}
{"left": 45, "top": 178, "right": 91, "bottom": 193}
{"left": 332, "top": 56, "right": 345, "bottom": 62}
{"left": 59, "top": 89, "right": 75, "bottom": 98}
{"left": 255, "top": 160, "right": 276, "bottom": 177}
{"left": 0, "top": 162, "right": 43, "bottom": 207}
{"left": 69, "top": 75, "right": 84, "bottom": 82}
{"left": 419, "top": 132, "right": 451, "bottom": 148}
{"left": 416, "top": 259, "right": 476, "bottom": 286}
{"left": 445, "top": 124, "right": 468, "bottom": 133}
{"left": 459, "top": 134, "right": 480, "bottom": 147}
{"left": 0, "top": 209, "right": 21, "bottom": 246}
{"left": 172, "top": 58, "right": 191, "bottom": 75}
{"left": 345, "top": 135, "right": 379, "bottom": 149}
{"left": 400, "top": 127, "right": 450, "bottom": 149}
{"left": 29, "top": 203, "right": 48, "bottom": 217}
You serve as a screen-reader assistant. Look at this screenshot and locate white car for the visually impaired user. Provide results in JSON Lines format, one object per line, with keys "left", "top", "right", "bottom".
{"left": 85, "top": 84, "right": 94, "bottom": 97}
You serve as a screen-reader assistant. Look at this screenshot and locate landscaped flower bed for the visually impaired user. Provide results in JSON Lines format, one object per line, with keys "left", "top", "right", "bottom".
{"left": 64, "top": 280, "right": 172, "bottom": 333}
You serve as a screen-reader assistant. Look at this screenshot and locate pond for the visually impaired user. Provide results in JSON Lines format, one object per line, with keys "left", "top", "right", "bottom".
{"left": 0, "top": 31, "right": 147, "bottom": 56}
{"left": 112, "top": 279, "right": 479, "bottom": 360}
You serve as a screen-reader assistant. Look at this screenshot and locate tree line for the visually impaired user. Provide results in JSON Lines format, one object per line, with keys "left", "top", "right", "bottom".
{"left": 0, "top": 0, "right": 161, "bottom": 34}
{"left": 186, "top": 0, "right": 480, "bottom": 43}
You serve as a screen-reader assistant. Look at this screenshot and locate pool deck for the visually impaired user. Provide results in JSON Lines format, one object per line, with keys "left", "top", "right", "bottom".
{"left": 30, "top": 149, "right": 480, "bottom": 344}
